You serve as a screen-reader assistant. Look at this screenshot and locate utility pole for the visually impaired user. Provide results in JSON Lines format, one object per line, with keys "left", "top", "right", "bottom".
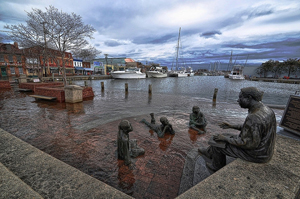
{"left": 41, "top": 22, "right": 48, "bottom": 77}
{"left": 104, "top": 54, "right": 108, "bottom": 75}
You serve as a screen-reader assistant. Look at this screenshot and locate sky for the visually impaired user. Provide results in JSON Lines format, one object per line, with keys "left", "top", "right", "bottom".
{"left": 0, "top": 0, "right": 300, "bottom": 70}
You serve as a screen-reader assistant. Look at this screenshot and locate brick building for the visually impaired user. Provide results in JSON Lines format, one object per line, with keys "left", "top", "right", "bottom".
{"left": 24, "top": 46, "right": 74, "bottom": 77}
{"left": 0, "top": 42, "right": 26, "bottom": 78}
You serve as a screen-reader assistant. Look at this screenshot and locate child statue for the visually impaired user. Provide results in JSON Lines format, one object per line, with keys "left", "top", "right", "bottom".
{"left": 140, "top": 113, "right": 175, "bottom": 138}
{"left": 117, "top": 120, "right": 144, "bottom": 166}
{"left": 189, "top": 106, "right": 207, "bottom": 134}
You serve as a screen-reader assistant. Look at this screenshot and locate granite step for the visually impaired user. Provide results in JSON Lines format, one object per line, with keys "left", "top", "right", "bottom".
{"left": 0, "top": 162, "right": 43, "bottom": 199}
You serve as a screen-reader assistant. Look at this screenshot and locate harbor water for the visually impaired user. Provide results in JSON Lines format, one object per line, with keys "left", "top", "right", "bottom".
{"left": 0, "top": 76, "right": 296, "bottom": 198}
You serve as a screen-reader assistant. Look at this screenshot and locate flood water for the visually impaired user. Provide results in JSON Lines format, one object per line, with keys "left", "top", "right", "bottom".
{"left": 0, "top": 76, "right": 294, "bottom": 198}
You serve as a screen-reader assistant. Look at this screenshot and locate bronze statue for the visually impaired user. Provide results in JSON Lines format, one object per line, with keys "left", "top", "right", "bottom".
{"left": 117, "top": 120, "right": 144, "bottom": 166}
{"left": 198, "top": 87, "right": 276, "bottom": 172}
{"left": 189, "top": 106, "right": 207, "bottom": 134}
{"left": 140, "top": 113, "right": 175, "bottom": 138}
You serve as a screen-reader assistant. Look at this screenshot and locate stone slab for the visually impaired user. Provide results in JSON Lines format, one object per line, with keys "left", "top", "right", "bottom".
{"left": 0, "top": 128, "right": 133, "bottom": 199}
{"left": 0, "top": 162, "right": 43, "bottom": 199}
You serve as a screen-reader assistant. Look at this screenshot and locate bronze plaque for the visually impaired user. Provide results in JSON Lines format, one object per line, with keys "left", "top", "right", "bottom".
{"left": 280, "top": 95, "right": 300, "bottom": 135}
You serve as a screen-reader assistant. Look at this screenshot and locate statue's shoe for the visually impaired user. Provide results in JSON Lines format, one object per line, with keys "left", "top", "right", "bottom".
{"left": 206, "top": 162, "right": 218, "bottom": 172}
{"left": 198, "top": 147, "right": 212, "bottom": 159}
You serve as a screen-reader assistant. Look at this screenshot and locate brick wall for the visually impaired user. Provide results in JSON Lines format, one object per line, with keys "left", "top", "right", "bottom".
{"left": 0, "top": 80, "right": 11, "bottom": 89}
{"left": 35, "top": 87, "right": 65, "bottom": 102}
{"left": 83, "top": 87, "right": 94, "bottom": 98}
{"left": 19, "top": 82, "right": 63, "bottom": 92}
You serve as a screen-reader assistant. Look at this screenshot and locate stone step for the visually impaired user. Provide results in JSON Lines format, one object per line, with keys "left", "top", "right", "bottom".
{"left": 29, "top": 95, "right": 57, "bottom": 100}
{"left": 0, "top": 162, "right": 43, "bottom": 199}
{"left": 0, "top": 128, "right": 133, "bottom": 199}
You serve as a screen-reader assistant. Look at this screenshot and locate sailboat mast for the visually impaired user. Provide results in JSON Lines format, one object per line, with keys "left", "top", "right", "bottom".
{"left": 175, "top": 27, "right": 181, "bottom": 70}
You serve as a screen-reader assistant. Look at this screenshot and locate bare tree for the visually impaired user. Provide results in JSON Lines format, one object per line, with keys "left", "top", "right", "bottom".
{"left": 5, "top": 5, "right": 96, "bottom": 85}
{"left": 72, "top": 45, "right": 101, "bottom": 61}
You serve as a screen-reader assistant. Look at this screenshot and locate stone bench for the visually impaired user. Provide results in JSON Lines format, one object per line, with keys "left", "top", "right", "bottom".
{"left": 29, "top": 95, "right": 57, "bottom": 101}
{"left": 176, "top": 135, "right": 300, "bottom": 199}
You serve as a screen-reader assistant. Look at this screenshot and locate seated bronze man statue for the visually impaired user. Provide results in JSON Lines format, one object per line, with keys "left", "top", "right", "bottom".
{"left": 198, "top": 87, "right": 276, "bottom": 172}
{"left": 140, "top": 113, "right": 175, "bottom": 138}
{"left": 189, "top": 106, "right": 207, "bottom": 134}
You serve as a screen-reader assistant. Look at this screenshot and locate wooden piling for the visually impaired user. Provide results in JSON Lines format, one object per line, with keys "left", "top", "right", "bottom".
{"left": 125, "top": 83, "right": 128, "bottom": 93}
{"left": 84, "top": 81, "right": 87, "bottom": 87}
{"left": 101, "top": 82, "right": 104, "bottom": 91}
{"left": 148, "top": 84, "right": 152, "bottom": 94}
{"left": 213, "top": 88, "right": 218, "bottom": 105}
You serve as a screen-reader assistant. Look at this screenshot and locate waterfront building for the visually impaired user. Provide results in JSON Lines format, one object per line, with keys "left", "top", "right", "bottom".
{"left": 91, "top": 57, "right": 137, "bottom": 75}
{"left": 23, "top": 46, "right": 74, "bottom": 77}
{"left": 0, "top": 42, "right": 26, "bottom": 78}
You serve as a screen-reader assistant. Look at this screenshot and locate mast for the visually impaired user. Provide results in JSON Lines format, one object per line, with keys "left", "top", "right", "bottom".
{"left": 227, "top": 50, "right": 233, "bottom": 71}
{"left": 175, "top": 27, "right": 181, "bottom": 70}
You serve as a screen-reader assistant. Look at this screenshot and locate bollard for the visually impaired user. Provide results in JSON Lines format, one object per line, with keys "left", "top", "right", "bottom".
{"left": 213, "top": 88, "right": 218, "bottom": 105}
{"left": 148, "top": 84, "right": 152, "bottom": 94}
{"left": 84, "top": 81, "right": 88, "bottom": 87}
{"left": 101, "top": 82, "right": 104, "bottom": 91}
{"left": 125, "top": 83, "right": 128, "bottom": 93}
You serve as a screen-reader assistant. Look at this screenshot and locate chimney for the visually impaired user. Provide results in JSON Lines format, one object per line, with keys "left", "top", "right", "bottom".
{"left": 14, "top": 42, "right": 18, "bottom": 49}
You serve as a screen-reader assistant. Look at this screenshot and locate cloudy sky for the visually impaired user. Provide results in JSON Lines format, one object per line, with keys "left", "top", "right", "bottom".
{"left": 1, "top": 0, "right": 300, "bottom": 69}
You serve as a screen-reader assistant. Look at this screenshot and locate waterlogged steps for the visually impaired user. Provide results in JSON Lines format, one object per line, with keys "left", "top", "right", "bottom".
{"left": 0, "top": 128, "right": 133, "bottom": 199}
{"left": 0, "top": 162, "right": 43, "bottom": 199}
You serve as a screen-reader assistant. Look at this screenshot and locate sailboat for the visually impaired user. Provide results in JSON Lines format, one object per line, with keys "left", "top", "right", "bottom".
{"left": 168, "top": 27, "right": 190, "bottom": 77}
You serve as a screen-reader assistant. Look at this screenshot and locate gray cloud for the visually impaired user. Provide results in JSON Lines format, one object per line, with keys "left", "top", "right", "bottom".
{"left": 200, "top": 31, "right": 222, "bottom": 38}
{"left": 104, "top": 40, "right": 123, "bottom": 47}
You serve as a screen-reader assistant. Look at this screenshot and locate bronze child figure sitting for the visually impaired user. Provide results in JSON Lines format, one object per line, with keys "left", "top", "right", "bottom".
{"left": 140, "top": 113, "right": 175, "bottom": 138}
{"left": 189, "top": 106, "right": 207, "bottom": 134}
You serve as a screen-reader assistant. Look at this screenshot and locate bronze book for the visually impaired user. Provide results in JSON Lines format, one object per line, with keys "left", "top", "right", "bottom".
{"left": 208, "top": 136, "right": 226, "bottom": 148}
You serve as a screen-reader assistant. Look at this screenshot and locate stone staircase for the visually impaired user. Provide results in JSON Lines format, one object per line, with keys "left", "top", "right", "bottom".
{"left": 0, "top": 128, "right": 132, "bottom": 199}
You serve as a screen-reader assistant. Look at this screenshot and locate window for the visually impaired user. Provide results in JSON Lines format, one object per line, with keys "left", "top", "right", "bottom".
{"left": 10, "top": 67, "right": 15, "bottom": 74}
{"left": 17, "top": 55, "right": 21, "bottom": 63}
{"left": 18, "top": 67, "right": 23, "bottom": 74}
{"left": 0, "top": 54, "right": 4, "bottom": 62}
{"left": 8, "top": 55, "right": 13, "bottom": 63}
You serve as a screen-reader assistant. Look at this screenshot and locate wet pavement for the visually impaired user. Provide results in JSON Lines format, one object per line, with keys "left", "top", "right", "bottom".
{"left": 0, "top": 81, "right": 286, "bottom": 198}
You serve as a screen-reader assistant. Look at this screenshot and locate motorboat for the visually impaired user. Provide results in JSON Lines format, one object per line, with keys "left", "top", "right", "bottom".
{"left": 146, "top": 66, "right": 167, "bottom": 78}
{"left": 186, "top": 67, "right": 195, "bottom": 77}
{"left": 110, "top": 67, "right": 146, "bottom": 79}
{"left": 228, "top": 65, "right": 245, "bottom": 80}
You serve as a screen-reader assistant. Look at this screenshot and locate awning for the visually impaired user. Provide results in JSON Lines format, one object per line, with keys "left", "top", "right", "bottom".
{"left": 74, "top": 67, "right": 84, "bottom": 70}
{"left": 84, "top": 68, "right": 94, "bottom": 71}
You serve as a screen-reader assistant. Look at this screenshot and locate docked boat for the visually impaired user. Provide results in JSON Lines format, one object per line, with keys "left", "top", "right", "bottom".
{"left": 228, "top": 65, "right": 245, "bottom": 80}
{"left": 110, "top": 68, "right": 146, "bottom": 79}
{"left": 186, "top": 67, "right": 195, "bottom": 77}
{"left": 146, "top": 66, "right": 167, "bottom": 78}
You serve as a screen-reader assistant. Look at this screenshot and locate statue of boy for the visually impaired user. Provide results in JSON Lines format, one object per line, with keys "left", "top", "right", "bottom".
{"left": 140, "top": 113, "right": 175, "bottom": 138}
{"left": 189, "top": 106, "right": 207, "bottom": 134}
{"left": 117, "top": 120, "right": 145, "bottom": 166}
{"left": 198, "top": 87, "right": 276, "bottom": 172}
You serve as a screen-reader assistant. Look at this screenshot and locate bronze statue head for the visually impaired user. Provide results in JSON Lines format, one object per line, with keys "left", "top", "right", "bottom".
{"left": 118, "top": 120, "right": 133, "bottom": 133}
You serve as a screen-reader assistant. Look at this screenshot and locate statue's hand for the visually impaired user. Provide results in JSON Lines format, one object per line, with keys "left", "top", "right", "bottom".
{"left": 219, "top": 122, "right": 231, "bottom": 129}
{"left": 213, "top": 134, "right": 227, "bottom": 142}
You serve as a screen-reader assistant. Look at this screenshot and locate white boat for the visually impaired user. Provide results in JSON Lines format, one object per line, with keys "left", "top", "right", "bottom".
{"left": 146, "top": 66, "right": 167, "bottom": 78}
{"left": 228, "top": 65, "right": 245, "bottom": 80}
{"left": 111, "top": 68, "right": 146, "bottom": 79}
{"left": 186, "top": 67, "right": 195, "bottom": 77}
